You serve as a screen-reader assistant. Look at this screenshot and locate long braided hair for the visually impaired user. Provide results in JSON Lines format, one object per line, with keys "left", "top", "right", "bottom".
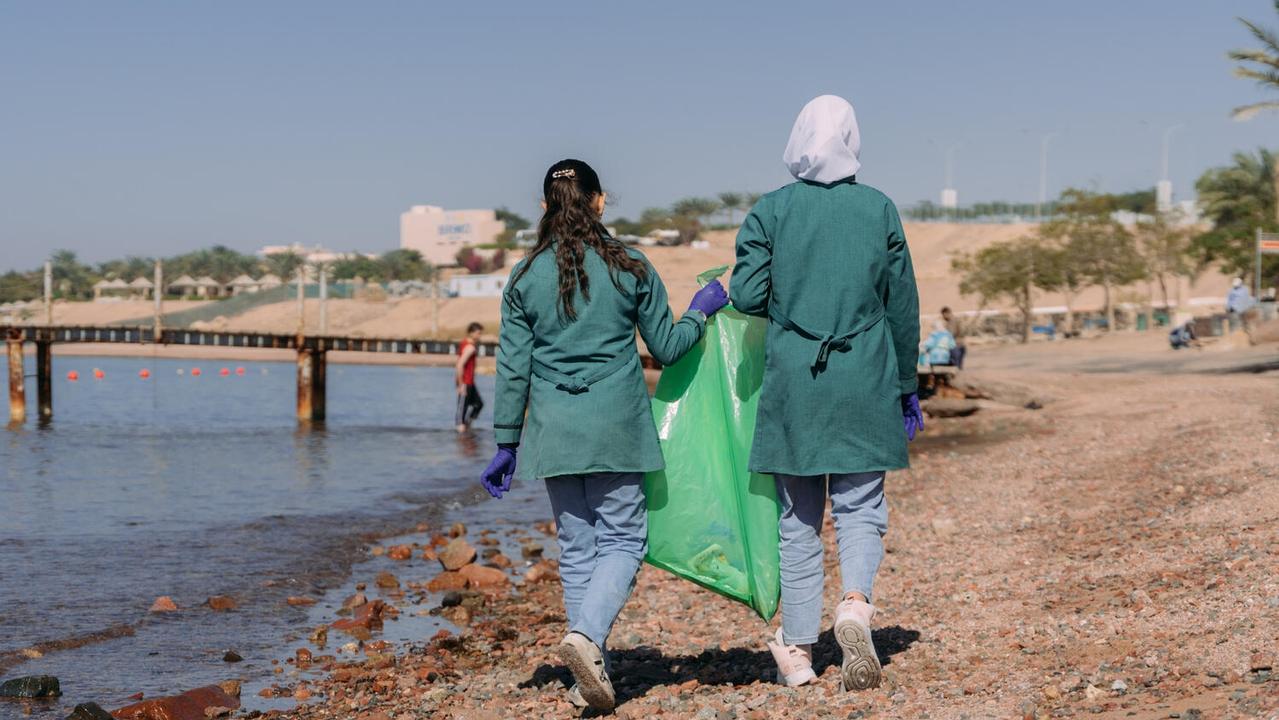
{"left": 513, "top": 159, "right": 647, "bottom": 321}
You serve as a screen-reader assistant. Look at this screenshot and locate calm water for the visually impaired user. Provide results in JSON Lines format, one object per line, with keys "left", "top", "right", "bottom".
{"left": 0, "top": 355, "right": 550, "bottom": 718}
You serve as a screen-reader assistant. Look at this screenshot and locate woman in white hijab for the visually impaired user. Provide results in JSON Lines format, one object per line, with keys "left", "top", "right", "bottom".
{"left": 730, "top": 95, "right": 922, "bottom": 692}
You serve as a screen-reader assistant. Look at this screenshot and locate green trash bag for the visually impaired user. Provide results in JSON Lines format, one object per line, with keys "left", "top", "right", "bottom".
{"left": 643, "top": 267, "right": 781, "bottom": 621}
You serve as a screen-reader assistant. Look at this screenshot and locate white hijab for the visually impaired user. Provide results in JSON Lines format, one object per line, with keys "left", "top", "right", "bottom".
{"left": 783, "top": 95, "right": 861, "bottom": 184}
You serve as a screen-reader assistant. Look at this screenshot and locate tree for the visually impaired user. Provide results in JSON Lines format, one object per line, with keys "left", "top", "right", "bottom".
{"left": 1036, "top": 222, "right": 1089, "bottom": 334}
{"left": 378, "top": 249, "right": 432, "bottom": 281}
{"left": 745, "top": 192, "right": 763, "bottom": 208}
{"left": 670, "top": 197, "right": 721, "bottom": 243}
{"left": 1056, "top": 189, "right": 1147, "bottom": 331}
{"left": 1194, "top": 148, "right": 1278, "bottom": 284}
{"left": 952, "top": 235, "right": 1059, "bottom": 343}
{"left": 1134, "top": 212, "right": 1195, "bottom": 320}
{"left": 264, "top": 251, "right": 305, "bottom": 280}
{"left": 0, "top": 270, "right": 41, "bottom": 304}
{"left": 50, "top": 250, "right": 92, "bottom": 299}
{"left": 1230, "top": 1, "right": 1279, "bottom": 226}
{"left": 330, "top": 254, "right": 383, "bottom": 281}
{"left": 717, "top": 192, "right": 744, "bottom": 225}
{"left": 495, "top": 207, "right": 531, "bottom": 248}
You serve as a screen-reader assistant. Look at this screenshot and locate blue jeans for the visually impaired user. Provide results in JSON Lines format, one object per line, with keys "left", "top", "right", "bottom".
{"left": 776, "top": 472, "right": 887, "bottom": 646}
{"left": 544, "top": 472, "right": 647, "bottom": 650}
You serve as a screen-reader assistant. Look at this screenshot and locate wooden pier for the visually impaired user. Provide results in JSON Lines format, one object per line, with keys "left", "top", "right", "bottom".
{"left": 2, "top": 325, "right": 496, "bottom": 424}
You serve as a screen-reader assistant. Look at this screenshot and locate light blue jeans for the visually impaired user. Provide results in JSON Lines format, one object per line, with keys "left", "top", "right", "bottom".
{"left": 776, "top": 472, "right": 888, "bottom": 646}
{"left": 544, "top": 472, "right": 646, "bottom": 650}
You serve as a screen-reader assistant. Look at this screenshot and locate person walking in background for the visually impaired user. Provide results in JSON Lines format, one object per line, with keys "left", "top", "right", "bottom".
{"left": 731, "top": 95, "right": 922, "bottom": 693}
{"left": 455, "top": 322, "right": 485, "bottom": 433}
{"left": 941, "top": 306, "right": 966, "bottom": 369}
{"left": 478, "top": 159, "right": 728, "bottom": 711}
{"left": 1226, "top": 277, "right": 1255, "bottom": 333}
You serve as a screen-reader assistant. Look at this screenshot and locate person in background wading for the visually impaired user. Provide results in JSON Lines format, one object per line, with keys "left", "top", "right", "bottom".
{"left": 731, "top": 95, "right": 923, "bottom": 693}
{"left": 455, "top": 322, "right": 485, "bottom": 433}
{"left": 479, "top": 159, "right": 729, "bottom": 711}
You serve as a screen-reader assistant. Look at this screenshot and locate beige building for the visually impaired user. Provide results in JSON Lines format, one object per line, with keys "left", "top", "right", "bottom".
{"left": 400, "top": 205, "right": 505, "bottom": 266}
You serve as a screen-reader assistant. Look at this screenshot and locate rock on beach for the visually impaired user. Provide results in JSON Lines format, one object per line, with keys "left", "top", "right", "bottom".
{"left": 0, "top": 675, "right": 61, "bottom": 698}
{"left": 112, "top": 685, "right": 240, "bottom": 720}
{"left": 439, "top": 538, "right": 477, "bottom": 571}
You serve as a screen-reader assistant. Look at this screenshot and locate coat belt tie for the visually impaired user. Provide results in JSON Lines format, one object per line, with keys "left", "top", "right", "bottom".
{"left": 531, "top": 351, "right": 636, "bottom": 395}
{"left": 769, "top": 304, "right": 886, "bottom": 372}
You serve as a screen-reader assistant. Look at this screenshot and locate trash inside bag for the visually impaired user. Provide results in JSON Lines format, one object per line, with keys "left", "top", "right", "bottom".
{"left": 644, "top": 267, "right": 781, "bottom": 621}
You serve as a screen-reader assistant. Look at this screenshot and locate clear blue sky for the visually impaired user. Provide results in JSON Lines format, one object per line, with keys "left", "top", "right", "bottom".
{"left": 4, "top": 1, "right": 1279, "bottom": 271}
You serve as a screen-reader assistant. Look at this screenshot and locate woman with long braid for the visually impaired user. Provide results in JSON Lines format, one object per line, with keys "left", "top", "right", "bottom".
{"left": 479, "top": 158, "right": 728, "bottom": 711}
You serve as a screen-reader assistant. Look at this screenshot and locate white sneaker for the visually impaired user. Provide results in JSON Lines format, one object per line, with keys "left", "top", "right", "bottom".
{"left": 557, "top": 632, "right": 615, "bottom": 711}
{"left": 766, "top": 627, "right": 817, "bottom": 687}
{"left": 566, "top": 684, "right": 588, "bottom": 709}
{"left": 833, "top": 598, "right": 882, "bottom": 691}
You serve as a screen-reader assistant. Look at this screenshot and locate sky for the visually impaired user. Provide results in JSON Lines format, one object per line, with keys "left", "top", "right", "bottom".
{"left": 4, "top": 1, "right": 1279, "bottom": 271}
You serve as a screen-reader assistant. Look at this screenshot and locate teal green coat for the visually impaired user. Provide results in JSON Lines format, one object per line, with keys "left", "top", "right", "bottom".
{"left": 494, "top": 242, "right": 706, "bottom": 480}
{"left": 730, "top": 179, "right": 919, "bottom": 476}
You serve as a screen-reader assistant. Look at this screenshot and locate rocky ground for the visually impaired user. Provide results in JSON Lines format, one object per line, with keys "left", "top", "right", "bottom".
{"left": 239, "top": 342, "right": 1277, "bottom": 720}
{"left": 5, "top": 338, "right": 1274, "bottom": 720}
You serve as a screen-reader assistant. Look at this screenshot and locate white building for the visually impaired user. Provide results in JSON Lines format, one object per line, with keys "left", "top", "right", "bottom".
{"left": 400, "top": 205, "right": 506, "bottom": 267}
{"left": 448, "top": 273, "right": 508, "bottom": 298}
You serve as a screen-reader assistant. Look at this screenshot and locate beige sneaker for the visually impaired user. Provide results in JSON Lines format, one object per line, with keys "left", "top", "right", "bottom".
{"left": 833, "top": 598, "right": 882, "bottom": 691}
{"left": 766, "top": 627, "right": 817, "bottom": 687}
{"left": 557, "top": 632, "right": 615, "bottom": 711}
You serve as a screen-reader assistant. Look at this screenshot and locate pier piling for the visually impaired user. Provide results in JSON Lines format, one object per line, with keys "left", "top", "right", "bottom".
{"left": 7, "top": 337, "right": 24, "bottom": 424}
{"left": 312, "top": 350, "right": 327, "bottom": 421}
{"left": 297, "top": 348, "right": 314, "bottom": 421}
{"left": 36, "top": 340, "right": 52, "bottom": 419}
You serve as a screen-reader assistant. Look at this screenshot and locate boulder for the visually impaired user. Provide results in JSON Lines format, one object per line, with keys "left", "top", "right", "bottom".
{"left": 65, "top": 702, "right": 113, "bottom": 720}
{"left": 427, "top": 571, "right": 468, "bottom": 592}
{"left": 111, "top": 685, "right": 240, "bottom": 720}
{"left": 438, "top": 538, "right": 477, "bottom": 571}
{"left": 0, "top": 675, "right": 61, "bottom": 698}
{"left": 459, "top": 563, "right": 509, "bottom": 588}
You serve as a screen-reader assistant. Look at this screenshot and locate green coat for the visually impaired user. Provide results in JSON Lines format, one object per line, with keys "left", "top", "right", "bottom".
{"left": 730, "top": 179, "right": 920, "bottom": 476}
{"left": 494, "top": 242, "right": 706, "bottom": 480}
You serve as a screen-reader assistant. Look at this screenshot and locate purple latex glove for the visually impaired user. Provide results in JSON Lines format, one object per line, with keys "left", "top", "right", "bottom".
{"left": 480, "top": 446, "right": 517, "bottom": 499}
{"left": 902, "top": 393, "right": 924, "bottom": 441}
{"left": 688, "top": 279, "right": 729, "bottom": 318}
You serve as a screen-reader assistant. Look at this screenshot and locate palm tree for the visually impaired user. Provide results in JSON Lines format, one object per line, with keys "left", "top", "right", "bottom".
{"left": 717, "top": 192, "right": 744, "bottom": 225}
{"left": 1230, "top": 1, "right": 1279, "bottom": 222}
{"left": 264, "top": 251, "right": 305, "bottom": 280}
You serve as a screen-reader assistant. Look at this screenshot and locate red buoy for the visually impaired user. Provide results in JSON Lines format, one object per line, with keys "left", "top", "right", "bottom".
{"left": 93, "top": 369, "right": 105, "bottom": 380}
{"left": 191, "top": 368, "right": 202, "bottom": 377}
{"left": 139, "top": 369, "right": 151, "bottom": 379}
{"left": 219, "top": 367, "right": 231, "bottom": 377}
{"left": 67, "top": 371, "right": 79, "bottom": 381}
{"left": 235, "top": 367, "right": 245, "bottom": 376}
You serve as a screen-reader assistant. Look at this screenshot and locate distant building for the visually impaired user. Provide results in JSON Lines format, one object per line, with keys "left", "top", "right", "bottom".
{"left": 449, "top": 273, "right": 508, "bottom": 298}
{"left": 400, "top": 205, "right": 506, "bottom": 267}
{"left": 256, "top": 243, "right": 373, "bottom": 266}
{"left": 1156, "top": 180, "right": 1173, "bottom": 213}
{"left": 940, "top": 188, "right": 958, "bottom": 209}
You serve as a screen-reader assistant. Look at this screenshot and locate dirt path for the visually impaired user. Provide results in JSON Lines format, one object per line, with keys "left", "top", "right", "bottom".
{"left": 252, "top": 342, "right": 1278, "bottom": 720}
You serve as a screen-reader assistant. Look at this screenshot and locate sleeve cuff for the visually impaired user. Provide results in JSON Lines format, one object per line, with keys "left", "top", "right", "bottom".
{"left": 494, "top": 424, "right": 524, "bottom": 445}
{"left": 898, "top": 375, "right": 919, "bottom": 395}
{"left": 681, "top": 310, "right": 707, "bottom": 332}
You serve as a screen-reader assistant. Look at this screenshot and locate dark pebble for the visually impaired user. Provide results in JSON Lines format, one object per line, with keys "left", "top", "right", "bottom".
{"left": 441, "top": 591, "right": 463, "bottom": 608}
{"left": 223, "top": 650, "right": 243, "bottom": 662}
{"left": 65, "top": 702, "right": 114, "bottom": 720}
